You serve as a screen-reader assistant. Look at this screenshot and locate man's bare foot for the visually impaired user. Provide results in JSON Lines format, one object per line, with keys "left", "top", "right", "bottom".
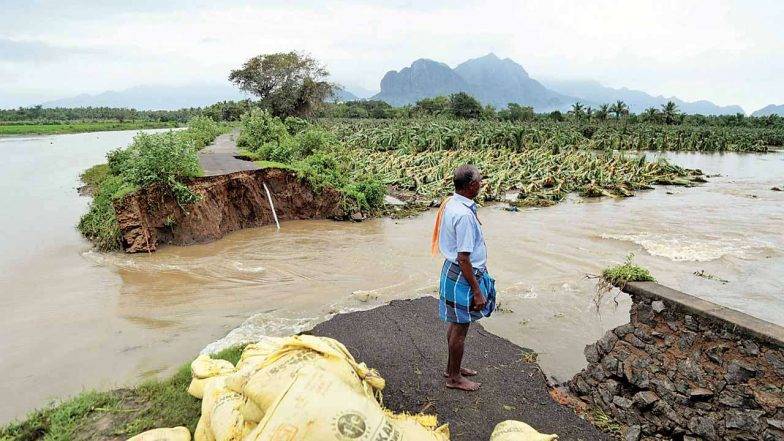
{"left": 442, "top": 367, "right": 478, "bottom": 378}
{"left": 445, "top": 375, "right": 481, "bottom": 391}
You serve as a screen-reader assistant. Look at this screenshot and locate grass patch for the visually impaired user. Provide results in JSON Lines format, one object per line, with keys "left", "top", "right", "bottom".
{"left": 0, "top": 121, "right": 179, "bottom": 136}
{"left": 79, "top": 163, "right": 110, "bottom": 189}
{"left": 601, "top": 253, "right": 655, "bottom": 287}
{"left": 0, "top": 347, "right": 243, "bottom": 441}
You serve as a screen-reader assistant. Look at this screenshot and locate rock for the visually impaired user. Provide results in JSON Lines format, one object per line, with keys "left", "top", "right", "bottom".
{"left": 597, "top": 330, "right": 619, "bottom": 355}
{"left": 726, "top": 409, "right": 765, "bottom": 430}
{"left": 689, "top": 387, "right": 714, "bottom": 401}
{"left": 614, "top": 323, "right": 636, "bottom": 338}
{"left": 350, "top": 212, "right": 365, "bottom": 221}
{"left": 625, "top": 333, "right": 647, "bottom": 349}
{"left": 725, "top": 360, "right": 758, "bottom": 384}
{"left": 679, "top": 331, "right": 697, "bottom": 350}
{"left": 633, "top": 391, "right": 660, "bottom": 408}
{"left": 754, "top": 387, "right": 784, "bottom": 412}
{"left": 383, "top": 195, "right": 406, "bottom": 206}
{"left": 769, "top": 419, "right": 784, "bottom": 430}
{"left": 765, "top": 427, "right": 784, "bottom": 441}
{"left": 684, "top": 315, "right": 700, "bottom": 331}
{"left": 688, "top": 415, "right": 718, "bottom": 439}
{"left": 705, "top": 345, "right": 727, "bottom": 365}
{"left": 625, "top": 425, "right": 642, "bottom": 441}
{"left": 613, "top": 395, "right": 634, "bottom": 409}
{"left": 637, "top": 303, "right": 655, "bottom": 324}
{"left": 651, "top": 300, "right": 666, "bottom": 313}
{"left": 502, "top": 205, "right": 519, "bottom": 212}
{"left": 584, "top": 343, "right": 600, "bottom": 363}
{"left": 739, "top": 340, "right": 760, "bottom": 356}
{"left": 772, "top": 187, "right": 783, "bottom": 191}
{"left": 766, "top": 352, "right": 784, "bottom": 377}
{"left": 719, "top": 389, "right": 746, "bottom": 407}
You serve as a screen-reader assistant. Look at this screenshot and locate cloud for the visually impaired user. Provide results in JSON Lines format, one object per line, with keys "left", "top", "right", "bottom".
{"left": 0, "top": 0, "right": 781, "bottom": 111}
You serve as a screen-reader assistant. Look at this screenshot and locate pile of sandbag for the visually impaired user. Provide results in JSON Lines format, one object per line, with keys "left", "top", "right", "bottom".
{"left": 129, "top": 334, "right": 560, "bottom": 441}
{"left": 189, "top": 335, "right": 448, "bottom": 441}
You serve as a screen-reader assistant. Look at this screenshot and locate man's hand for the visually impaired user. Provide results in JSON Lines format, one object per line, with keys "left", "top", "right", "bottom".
{"left": 471, "top": 289, "right": 487, "bottom": 311}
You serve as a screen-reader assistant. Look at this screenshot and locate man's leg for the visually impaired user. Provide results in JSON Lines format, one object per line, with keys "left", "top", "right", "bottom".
{"left": 444, "top": 323, "right": 478, "bottom": 377}
{"left": 445, "top": 322, "right": 481, "bottom": 391}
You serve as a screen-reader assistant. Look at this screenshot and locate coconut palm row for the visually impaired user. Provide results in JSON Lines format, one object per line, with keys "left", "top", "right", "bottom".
{"left": 319, "top": 119, "right": 778, "bottom": 153}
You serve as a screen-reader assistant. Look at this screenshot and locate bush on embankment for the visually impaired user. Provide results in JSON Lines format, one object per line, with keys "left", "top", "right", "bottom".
{"left": 0, "top": 347, "right": 243, "bottom": 441}
{"left": 238, "top": 109, "right": 385, "bottom": 213}
{"left": 78, "top": 117, "right": 225, "bottom": 251}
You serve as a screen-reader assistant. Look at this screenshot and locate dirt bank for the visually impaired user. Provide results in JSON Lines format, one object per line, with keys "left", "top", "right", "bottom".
{"left": 114, "top": 168, "right": 344, "bottom": 253}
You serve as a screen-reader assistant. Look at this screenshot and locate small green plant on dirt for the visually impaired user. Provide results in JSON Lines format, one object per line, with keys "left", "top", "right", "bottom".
{"left": 589, "top": 407, "right": 622, "bottom": 435}
{"left": 0, "top": 347, "right": 244, "bottom": 441}
{"left": 601, "top": 253, "right": 655, "bottom": 288}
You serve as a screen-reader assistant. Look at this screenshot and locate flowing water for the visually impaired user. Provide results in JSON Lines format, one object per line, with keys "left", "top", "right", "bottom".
{"left": 1, "top": 131, "right": 782, "bottom": 424}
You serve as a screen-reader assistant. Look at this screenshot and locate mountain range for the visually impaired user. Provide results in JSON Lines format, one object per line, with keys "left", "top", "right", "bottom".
{"left": 751, "top": 104, "right": 784, "bottom": 117}
{"left": 33, "top": 54, "right": 783, "bottom": 116}
{"left": 372, "top": 54, "right": 569, "bottom": 111}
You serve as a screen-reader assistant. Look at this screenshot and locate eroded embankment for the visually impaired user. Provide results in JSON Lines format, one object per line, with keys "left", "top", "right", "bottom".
{"left": 114, "top": 168, "right": 344, "bottom": 253}
{"left": 569, "top": 282, "right": 784, "bottom": 441}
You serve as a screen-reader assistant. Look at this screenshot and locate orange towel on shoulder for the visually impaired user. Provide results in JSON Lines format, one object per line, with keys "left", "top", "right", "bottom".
{"left": 430, "top": 197, "right": 452, "bottom": 256}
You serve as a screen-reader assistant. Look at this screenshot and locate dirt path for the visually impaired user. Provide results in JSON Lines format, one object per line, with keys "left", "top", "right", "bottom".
{"left": 310, "top": 297, "right": 609, "bottom": 441}
{"left": 198, "top": 129, "right": 259, "bottom": 176}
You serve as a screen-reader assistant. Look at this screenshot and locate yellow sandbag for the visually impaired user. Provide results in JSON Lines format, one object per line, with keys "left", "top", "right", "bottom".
{"left": 242, "top": 335, "right": 384, "bottom": 411}
{"left": 209, "top": 390, "right": 245, "bottom": 441}
{"left": 191, "top": 355, "right": 235, "bottom": 379}
{"left": 127, "top": 426, "right": 190, "bottom": 441}
{"left": 236, "top": 337, "right": 285, "bottom": 368}
{"left": 194, "top": 417, "right": 214, "bottom": 441}
{"left": 490, "top": 420, "right": 558, "bottom": 441}
{"left": 244, "top": 366, "right": 447, "bottom": 441}
{"left": 240, "top": 397, "right": 264, "bottom": 423}
{"left": 188, "top": 377, "right": 208, "bottom": 399}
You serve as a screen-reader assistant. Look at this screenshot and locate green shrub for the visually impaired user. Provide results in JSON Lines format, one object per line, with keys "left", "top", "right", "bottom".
{"left": 236, "top": 108, "right": 289, "bottom": 153}
{"left": 78, "top": 175, "right": 136, "bottom": 251}
{"left": 178, "top": 116, "right": 223, "bottom": 150}
{"left": 284, "top": 116, "right": 309, "bottom": 135}
{"left": 601, "top": 253, "right": 655, "bottom": 287}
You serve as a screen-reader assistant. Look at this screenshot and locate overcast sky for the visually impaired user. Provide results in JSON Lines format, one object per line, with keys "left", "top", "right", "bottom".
{"left": 1, "top": 0, "right": 782, "bottom": 112}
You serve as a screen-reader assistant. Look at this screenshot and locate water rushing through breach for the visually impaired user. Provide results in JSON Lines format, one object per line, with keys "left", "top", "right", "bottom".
{"left": 1, "top": 130, "right": 782, "bottom": 424}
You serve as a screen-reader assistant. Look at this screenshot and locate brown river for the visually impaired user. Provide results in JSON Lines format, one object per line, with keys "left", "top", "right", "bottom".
{"left": 1, "top": 130, "right": 782, "bottom": 423}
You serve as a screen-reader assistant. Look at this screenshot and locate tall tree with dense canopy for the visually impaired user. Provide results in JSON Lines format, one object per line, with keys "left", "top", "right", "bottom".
{"left": 449, "top": 92, "right": 483, "bottom": 119}
{"left": 228, "top": 52, "right": 335, "bottom": 117}
{"left": 661, "top": 101, "right": 681, "bottom": 124}
{"left": 610, "top": 100, "right": 629, "bottom": 119}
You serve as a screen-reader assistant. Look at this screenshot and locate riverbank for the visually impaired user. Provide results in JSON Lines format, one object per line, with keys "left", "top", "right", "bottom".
{"left": 0, "top": 297, "right": 608, "bottom": 441}
{"left": 0, "top": 121, "right": 181, "bottom": 136}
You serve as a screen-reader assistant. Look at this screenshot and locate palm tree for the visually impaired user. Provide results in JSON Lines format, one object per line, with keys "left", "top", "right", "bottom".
{"left": 661, "top": 101, "right": 680, "bottom": 124}
{"left": 610, "top": 100, "right": 629, "bottom": 119}
{"left": 569, "top": 102, "right": 586, "bottom": 120}
{"left": 643, "top": 107, "right": 659, "bottom": 122}
{"left": 595, "top": 104, "right": 610, "bottom": 121}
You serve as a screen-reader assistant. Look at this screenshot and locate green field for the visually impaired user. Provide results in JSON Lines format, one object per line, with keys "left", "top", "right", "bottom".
{"left": 0, "top": 121, "right": 181, "bottom": 136}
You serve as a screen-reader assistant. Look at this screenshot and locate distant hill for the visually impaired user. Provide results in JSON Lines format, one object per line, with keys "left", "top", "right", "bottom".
{"left": 331, "top": 88, "right": 359, "bottom": 102}
{"left": 542, "top": 79, "right": 744, "bottom": 115}
{"left": 751, "top": 104, "right": 784, "bottom": 117}
{"left": 453, "top": 54, "right": 571, "bottom": 111}
{"left": 372, "top": 54, "right": 571, "bottom": 111}
{"left": 373, "top": 59, "right": 473, "bottom": 107}
{"left": 41, "top": 83, "right": 247, "bottom": 110}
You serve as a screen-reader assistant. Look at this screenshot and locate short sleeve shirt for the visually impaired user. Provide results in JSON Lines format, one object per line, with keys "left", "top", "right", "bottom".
{"left": 438, "top": 193, "right": 487, "bottom": 270}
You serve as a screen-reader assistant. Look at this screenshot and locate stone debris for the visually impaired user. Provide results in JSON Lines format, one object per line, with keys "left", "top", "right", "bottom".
{"left": 568, "top": 294, "right": 784, "bottom": 441}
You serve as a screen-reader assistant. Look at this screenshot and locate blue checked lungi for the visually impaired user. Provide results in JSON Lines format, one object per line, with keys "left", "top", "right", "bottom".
{"left": 438, "top": 260, "right": 496, "bottom": 323}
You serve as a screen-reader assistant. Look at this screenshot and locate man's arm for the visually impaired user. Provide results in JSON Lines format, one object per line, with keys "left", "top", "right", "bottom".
{"left": 456, "top": 251, "right": 486, "bottom": 311}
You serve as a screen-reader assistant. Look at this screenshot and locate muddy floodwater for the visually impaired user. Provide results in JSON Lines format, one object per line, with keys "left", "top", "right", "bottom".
{"left": 1, "top": 131, "right": 782, "bottom": 424}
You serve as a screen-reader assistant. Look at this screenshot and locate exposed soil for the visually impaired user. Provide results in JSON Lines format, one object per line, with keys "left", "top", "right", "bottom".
{"left": 309, "top": 297, "right": 610, "bottom": 441}
{"left": 114, "top": 168, "right": 345, "bottom": 253}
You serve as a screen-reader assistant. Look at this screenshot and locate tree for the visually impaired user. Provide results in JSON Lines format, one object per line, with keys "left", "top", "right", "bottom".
{"left": 595, "top": 104, "right": 610, "bottom": 121}
{"left": 642, "top": 107, "right": 660, "bottom": 123}
{"left": 660, "top": 101, "right": 681, "bottom": 124}
{"left": 499, "top": 103, "right": 534, "bottom": 122}
{"left": 228, "top": 52, "right": 335, "bottom": 117}
{"left": 412, "top": 96, "right": 451, "bottom": 116}
{"left": 449, "top": 92, "right": 483, "bottom": 119}
{"left": 569, "top": 102, "right": 586, "bottom": 120}
{"left": 610, "top": 100, "right": 629, "bottom": 119}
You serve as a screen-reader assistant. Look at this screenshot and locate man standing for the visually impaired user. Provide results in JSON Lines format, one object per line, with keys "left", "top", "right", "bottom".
{"left": 434, "top": 164, "right": 496, "bottom": 391}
